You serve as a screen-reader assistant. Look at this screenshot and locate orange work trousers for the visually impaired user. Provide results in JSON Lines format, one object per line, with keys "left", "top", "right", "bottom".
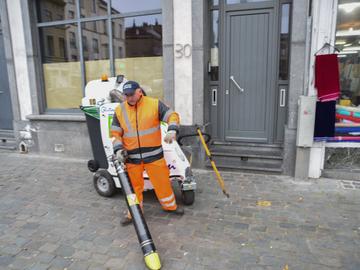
{"left": 126, "top": 158, "right": 177, "bottom": 211}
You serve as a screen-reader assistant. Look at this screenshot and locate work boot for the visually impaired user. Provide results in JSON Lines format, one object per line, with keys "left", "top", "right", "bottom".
{"left": 120, "top": 214, "right": 132, "bottom": 226}
{"left": 165, "top": 206, "right": 184, "bottom": 216}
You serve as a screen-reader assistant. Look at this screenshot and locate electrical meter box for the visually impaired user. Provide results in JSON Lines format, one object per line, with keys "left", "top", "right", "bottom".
{"left": 296, "top": 95, "right": 316, "bottom": 147}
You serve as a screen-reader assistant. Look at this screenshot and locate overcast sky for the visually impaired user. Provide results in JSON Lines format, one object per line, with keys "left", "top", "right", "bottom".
{"left": 111, "top": 0, "right": 161, "bottom": 13}
{"left": 109, "top": 0, "right": 162, "bottom": 27}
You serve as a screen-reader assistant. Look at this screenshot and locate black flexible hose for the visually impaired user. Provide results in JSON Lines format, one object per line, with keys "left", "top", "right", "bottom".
{"left": 177, "top": 133, "right": 211, "bottom": 146}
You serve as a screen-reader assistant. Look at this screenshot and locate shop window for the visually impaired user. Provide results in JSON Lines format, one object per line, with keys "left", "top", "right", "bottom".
{"left": 113, "top": 14, "right": 163, "bottom": 99}
{"left": 209, "top": 10, "right": 219, "bottom": 81}
{"left": 39, "top": 25, "right": 82, "bottom": 109}
{"left": 279, "top": 3, "right": 291, "bottom": 81}
{"left": 82, "top": 21, "right": 110, "bottom": 83}
{"left": 336, "top": 1, "right": 360, "bottom": 106}
{"left": 37, "top": 1, "right": 74, "bottom": 22}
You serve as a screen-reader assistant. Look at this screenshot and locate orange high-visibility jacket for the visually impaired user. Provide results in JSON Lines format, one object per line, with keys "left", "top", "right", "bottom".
{"left": 110, "top": 96, "right": 180, "bottom": 164}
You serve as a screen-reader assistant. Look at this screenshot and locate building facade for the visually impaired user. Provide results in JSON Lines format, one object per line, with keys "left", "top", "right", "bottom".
{"left": 1, "top": 0, "right": 359, "bottom": 178}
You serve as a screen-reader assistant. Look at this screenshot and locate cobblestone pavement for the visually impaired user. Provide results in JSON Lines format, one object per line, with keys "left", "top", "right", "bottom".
{"left": 0, "top": 151, "right": 359, "bottom": 270}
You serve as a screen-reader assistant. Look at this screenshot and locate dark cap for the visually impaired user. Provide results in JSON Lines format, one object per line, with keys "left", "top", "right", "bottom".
{"left": 123, "top": 81, "right": 140, "bottom": 95}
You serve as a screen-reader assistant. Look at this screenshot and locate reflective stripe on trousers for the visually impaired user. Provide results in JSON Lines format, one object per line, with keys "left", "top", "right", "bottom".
{"left": 126, "top": 158, "right": 177, "bottom": 211}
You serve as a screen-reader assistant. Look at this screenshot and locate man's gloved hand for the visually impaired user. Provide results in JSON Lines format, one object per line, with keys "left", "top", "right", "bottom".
{"left": 164, "top": 130, "right": 176, "bottom": 144}
{"left": 115, "top": 149, "right": 128, "bottom": 163}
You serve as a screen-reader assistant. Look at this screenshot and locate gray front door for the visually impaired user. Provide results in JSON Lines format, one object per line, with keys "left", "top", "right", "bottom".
{"left": 0, "top": 17, "right": 13, "bottom": 130}
{"left": 224, "top": 9, "right": 275, "bottom": 143}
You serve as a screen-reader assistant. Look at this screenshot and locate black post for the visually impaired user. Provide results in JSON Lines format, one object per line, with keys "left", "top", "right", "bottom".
{"left": 112, "top": 156, "right": 161, "bottom": 270}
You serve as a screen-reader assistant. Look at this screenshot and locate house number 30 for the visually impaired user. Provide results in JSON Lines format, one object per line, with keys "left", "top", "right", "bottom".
{"left": 175, "top": 44, "right": 192, "bottom": 58}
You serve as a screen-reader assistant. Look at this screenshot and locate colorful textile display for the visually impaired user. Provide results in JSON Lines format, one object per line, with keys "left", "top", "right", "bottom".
{"left": 314, "top": 101, "right": 336, "bottom": 137}
{"left": 314, "top": 136, "right": 360, "bottom": 142}
{"left": 336, "top": 105, "right": 360, "bottom": 113}
{"left": 315, "top": 54, "right": 340, "bottom": 102}
{"left": 335, "top": 127, "right": 360, "bottom": 133}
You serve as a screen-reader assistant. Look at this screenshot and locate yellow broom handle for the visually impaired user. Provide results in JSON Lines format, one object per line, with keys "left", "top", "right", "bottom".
{"left": 197, "top": 128, "right": 229, "bottom": 198}
{"left": 197, "top": 128, "right": 211, "bottom": 156}
{"left": 210, "top": 160, "right": 225, "bottom": 191}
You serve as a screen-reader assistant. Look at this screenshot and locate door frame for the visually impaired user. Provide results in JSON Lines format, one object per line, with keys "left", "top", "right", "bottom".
{"left": 223, "top": 8, "right": 277, "bottom": 143}
{"left": 0, "top": 18, "right": 14, "bottom": 130}
{"left": 210, "top": 0, "right": 281, "bottom": 143}
{"left": 0, "top": 0, "right": 21, "bottom": 132}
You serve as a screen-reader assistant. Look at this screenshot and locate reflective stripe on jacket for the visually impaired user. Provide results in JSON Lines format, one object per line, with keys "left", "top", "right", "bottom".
{"left": 110, "top": 96, "right": 180, "bottom": 164}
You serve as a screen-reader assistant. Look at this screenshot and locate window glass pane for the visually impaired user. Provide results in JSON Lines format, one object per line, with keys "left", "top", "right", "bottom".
{"left": 114, "top": 14, "right": 163, "bottom": 99}
{"left": 279, "top": 3, "right": 291, "bottom": 80}
{"left": 110, "top": 0, "right": 161, "bottom": 14}
{"left": 36, "top": 0, "right": 76, "bottom": 23}
{"left": 39, "top": 24, "right": 82, "bottom": 109}
{"left": 336, "top": 0, "right": 360, "bottom": 105}
{"left": 82, "top": 21, "right": 110, "bottom": 82}
{"left": 80, "top": 0, "right": 108, "bottom": 19}
{"left": 211, "top": 0, "right": 219, "bottom": 6}
{"left": 210, "top": 10, "right": 219, "bottom": 81}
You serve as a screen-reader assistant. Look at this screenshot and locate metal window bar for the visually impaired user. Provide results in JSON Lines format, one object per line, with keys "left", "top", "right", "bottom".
{"left": 108, "top": 0, "right": 114, "bottom": 77}
{"left": 76, "top": 0, "right": 86, "bottom": 97}
{"left": 36, "top": 10, "right": 162, "bottom": 28}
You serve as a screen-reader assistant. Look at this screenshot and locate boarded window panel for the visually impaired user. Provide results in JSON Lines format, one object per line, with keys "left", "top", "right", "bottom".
{"left": 39, "top": 25, "right": 82, "bottom": 109}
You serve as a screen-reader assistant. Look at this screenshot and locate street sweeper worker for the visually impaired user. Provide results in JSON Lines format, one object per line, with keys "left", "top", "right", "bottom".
{"left": 110, "top": 80, "right": 184, "bottom": 226}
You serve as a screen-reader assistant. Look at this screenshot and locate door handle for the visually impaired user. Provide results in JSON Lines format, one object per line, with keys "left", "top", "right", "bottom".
{"left": 0, "top": 91, "right": 4, "bottom": 94}
{"left": 230, "top": 76, "right": 244, "bottom": 92}
{"left": 279, "top": 88, "right": 286, "bottom": 107}
{"left": 211, "top": 88, "right": 217, "bottom": 106}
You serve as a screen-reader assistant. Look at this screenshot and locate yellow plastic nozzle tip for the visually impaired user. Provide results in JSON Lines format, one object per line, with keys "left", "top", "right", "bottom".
{"left": 144, "top": 252, "right": 161, "bottom": 270}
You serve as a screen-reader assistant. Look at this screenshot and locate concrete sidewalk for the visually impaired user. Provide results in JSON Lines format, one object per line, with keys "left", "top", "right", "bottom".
{"left": 0, "top": 151, "right": 359, "bottom": 270}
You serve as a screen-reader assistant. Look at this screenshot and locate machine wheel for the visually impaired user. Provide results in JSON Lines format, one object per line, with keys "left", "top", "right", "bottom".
{"left": 87, "top": 159, "right": 99, "bottom": 172}
{"left": 93, "top": 170, "right": 116, "bottom": 197}
{"left": 181, "top": 190, "right": 195, "bottom": 205}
